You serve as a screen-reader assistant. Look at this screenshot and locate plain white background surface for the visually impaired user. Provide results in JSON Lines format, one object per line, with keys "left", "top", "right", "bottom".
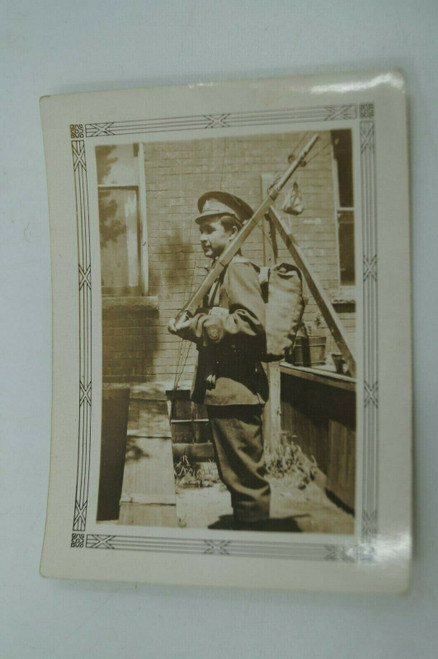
{"left": 1, "top": 1, "right": 437, "bottom": 657}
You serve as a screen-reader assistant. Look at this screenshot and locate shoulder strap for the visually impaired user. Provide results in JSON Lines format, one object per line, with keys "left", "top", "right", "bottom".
{"left": 258, "top": 265, "right": 270, "bottom": 287}
{"left": 230, "top": 254, "right": 251, "bottom": 265}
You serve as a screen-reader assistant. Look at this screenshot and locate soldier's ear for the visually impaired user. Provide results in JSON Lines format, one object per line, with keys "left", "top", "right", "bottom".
{"left": 229, "top": 224, "right": 239, "bottom": 239}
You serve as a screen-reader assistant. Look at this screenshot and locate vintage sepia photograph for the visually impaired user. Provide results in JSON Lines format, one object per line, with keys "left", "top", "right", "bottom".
{"left": 40, "top": 73, "right": 411, "bottom": 590}
{"left": 95, "top": 129, "right": 357, "bottom": 534}
{"left": 6, "top": 0, "right": 431, "bottom": 650}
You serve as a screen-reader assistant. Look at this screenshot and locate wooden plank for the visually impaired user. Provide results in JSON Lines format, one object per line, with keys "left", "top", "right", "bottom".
{"left": 268, "top": 205, "right": 356, "bottom": 378}
{"left": 171, "top": 419, "right": 209, "bottom": 424}
{"left": 280, "top": 399, "right": 328, "bottom": 473}
{"left": 121, "top": 493, "right": 176, "bottom": 505}
{"left": 119, "top": 383, "right": 178, "bottom": 527}
{"left": 102, "top": 296, "right": 158, "bottom": 311}
{"left": 119, "top": 503, "right": 177, "bottom": 527}
{"left": 137, "top": 142, "right": 149, "bottom": 295}
{"left": 281, "top": 370, "right": 356, "bottom": 479}
{"left": 326, "top": 419, "right": 356, "bottom": 510}
{"left": 280, "top": 363, "right": 356, "bottom": 392}
{"left": 262, "top": 361, "right": 282, "bottom": 453}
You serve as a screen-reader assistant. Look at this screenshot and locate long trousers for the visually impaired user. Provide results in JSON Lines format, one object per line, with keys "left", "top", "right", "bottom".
{"left": 207, "top": 405, "right": 271, "bottom": 522}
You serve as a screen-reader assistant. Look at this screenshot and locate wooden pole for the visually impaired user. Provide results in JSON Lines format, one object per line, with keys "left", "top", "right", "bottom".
{"left": 268, "top": 206, "right": 356, "bottom": 378}
{"left": 258, "top": 176, "right": 282, "bottom": 453}
{"left": 262, "top": 361, "right": 282, "bottom": 454}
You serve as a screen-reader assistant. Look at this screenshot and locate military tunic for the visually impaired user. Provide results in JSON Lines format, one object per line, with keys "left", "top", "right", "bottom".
{"left": 177, "top": 255, "right": 271, "bottom": 523}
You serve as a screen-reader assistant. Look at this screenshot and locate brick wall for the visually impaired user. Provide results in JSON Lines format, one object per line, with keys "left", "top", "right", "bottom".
{"left": 102, "top": 130, "right": 355, "bottom": 383}
{"left": 103, "top": 308, "right": 159, "bottom": 382}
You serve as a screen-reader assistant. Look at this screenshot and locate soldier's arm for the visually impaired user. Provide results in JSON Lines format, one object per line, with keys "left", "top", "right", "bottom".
{"left": 168, "top": 262, "right": 265, "bottom": 345}
{"left": 167, "top": 309, "right": 209, "bottom": 343}
{"left": 206, "top": 261, "right": 265, "bottom": 343}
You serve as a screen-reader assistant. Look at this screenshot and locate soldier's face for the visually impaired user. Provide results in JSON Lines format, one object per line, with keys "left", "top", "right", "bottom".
{"left": 199, "top": 218, "right": 237, "bottom": 259}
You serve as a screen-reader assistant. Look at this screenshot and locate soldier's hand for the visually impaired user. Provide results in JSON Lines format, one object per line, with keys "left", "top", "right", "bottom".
{"left": 168, "top": 316, "right": 192, "bottom": 336}
{"left": 167, "top": 317, "right": 178, "bottom": 335}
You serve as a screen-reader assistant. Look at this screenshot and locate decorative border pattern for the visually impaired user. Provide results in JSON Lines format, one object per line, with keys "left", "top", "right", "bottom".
{"left": 71, "top": 133, "right": 92, "bottom": 533}
{"left": 359, "top": 103, "right": 378, "bottom": 542}
{"left": 84, "top": 105, "right": 357, "bottom": 138}
{"left": 70, "top": 104, "right": 378, "bottom": 563}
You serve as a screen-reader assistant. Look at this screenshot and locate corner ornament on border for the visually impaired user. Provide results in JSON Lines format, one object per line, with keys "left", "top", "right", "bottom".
{"left": 71, "top": 533, "right": 85, "bottom": 548}
{"left": 70, "top": 124, "right": 84, "bottom": 139}
{"left": 359, "top": 103, "right": 375, "bottom": 119}
{"left": 324, "top": 542, "right": 376, "bottom": 563}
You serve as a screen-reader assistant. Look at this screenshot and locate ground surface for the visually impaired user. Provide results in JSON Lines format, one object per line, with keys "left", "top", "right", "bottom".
{"left": 176, "top": 471, "right": 354, "bottom": 534}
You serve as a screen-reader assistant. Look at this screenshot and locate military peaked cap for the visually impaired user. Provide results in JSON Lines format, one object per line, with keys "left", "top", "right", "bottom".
{"left": 195, "top": 191, "right": 254, "bottom": 226}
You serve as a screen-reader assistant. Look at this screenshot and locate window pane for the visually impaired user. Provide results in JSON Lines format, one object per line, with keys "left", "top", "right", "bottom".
{"left": 99, "top": 188, "right": 139, "bottom": 293}
{"left": 96, "top": 144, "right": 138, "bottom": 186}
{"left": 332, "top": 130, "right": 353, "bottom": 208}
{"left": 338, "top": 210, "right": 355, "bottom": 285}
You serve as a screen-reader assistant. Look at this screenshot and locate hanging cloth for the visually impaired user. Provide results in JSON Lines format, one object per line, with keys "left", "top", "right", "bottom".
{"left": 281, "top": 181, "right": 304, "bottom": 215}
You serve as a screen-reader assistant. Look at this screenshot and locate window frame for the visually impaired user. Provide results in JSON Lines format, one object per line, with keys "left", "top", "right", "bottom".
{"left": 331, "top": 132, "right": 355, "bottom": 291}
{"left": 97, "top": 142, "right": 149, "bottom": 297}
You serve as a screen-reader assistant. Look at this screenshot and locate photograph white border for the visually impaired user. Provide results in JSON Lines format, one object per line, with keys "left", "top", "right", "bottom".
{"left": 40, "top": 72, "right": 411, "bottom": 591}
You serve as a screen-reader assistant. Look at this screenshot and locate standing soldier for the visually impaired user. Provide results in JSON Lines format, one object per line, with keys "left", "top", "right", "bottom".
{"left": 168, "top": 191, "right": 271, "bottom": 530}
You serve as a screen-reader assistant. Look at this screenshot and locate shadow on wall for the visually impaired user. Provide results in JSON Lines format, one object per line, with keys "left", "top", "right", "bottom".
{"left": 97, "top": 145, "right": 128, "bottom": 247}
{"left": 149, "top": 222, "right": 200, "bottom": 296}
{"left": 125, "top": 436, "right": 152, "bottom": 462}
{"left": 96, "top": 144, "right": 118, "bottom": 181}
{"left": 98, "top": 189, "right": 127, "bottom": 248}
{"left": 102, "top": 305, "right": 160, "bottom": 383}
